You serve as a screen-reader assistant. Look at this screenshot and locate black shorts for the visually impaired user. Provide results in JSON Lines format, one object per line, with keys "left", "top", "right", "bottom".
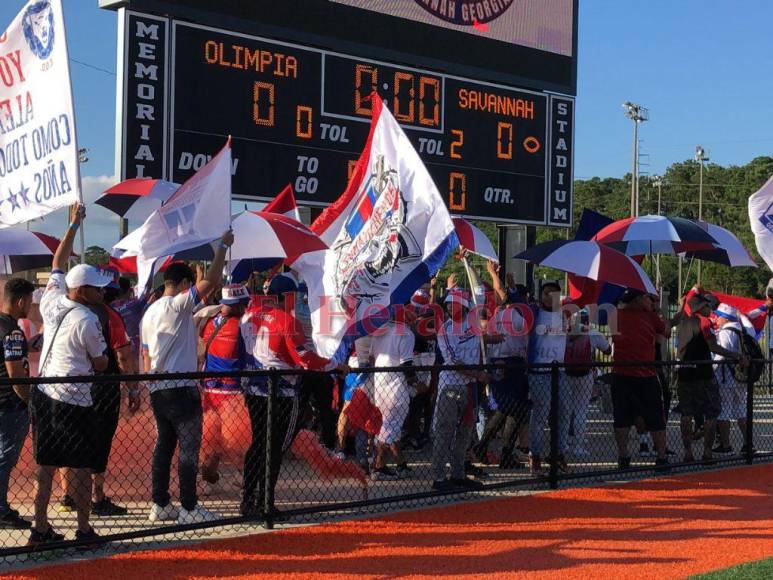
{"left": 31, "top": 388, "right": 100, "bottom": 470}
{"left": 92, "top": 383, "right": 121, "bottom": 473}
{"left": 611, "top": 374, "right": 666, "bottom": 431}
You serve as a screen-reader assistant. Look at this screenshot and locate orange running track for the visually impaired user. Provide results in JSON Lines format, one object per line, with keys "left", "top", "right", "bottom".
{"left": 5, "top": 464, "right": 773, "bottom": 579}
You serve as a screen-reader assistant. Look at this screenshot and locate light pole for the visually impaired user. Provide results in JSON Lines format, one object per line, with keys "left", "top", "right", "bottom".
{"left": 653, "top": 175, "right": 664, "bottom": 288}
{"left": 623, "top": 102, "right": 649, "bottom": 217}
{"left": 695, "top": 145, "right": 709, "bottom": 284}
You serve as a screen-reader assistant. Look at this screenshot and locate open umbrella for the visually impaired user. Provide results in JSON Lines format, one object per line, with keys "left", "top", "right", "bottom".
{"left": 593, "top": 215, "right": 717, "bottom": 255}
{"left": 685, "top": 222, "right": 757, "bottom": 267}
{"left": 515, "top": 240, "right": 657, "bottom": 294}
{"left": 452, "top": 218, "right": 498, "bottom": 262}
{"left": 173, "top": 211, "right": 328, "bottom": 263}
{"left": 96, "top": 178, "right": 179, "bottom": 222}
{"left": 0, "top": 229, "right": 62, "bottom": 274}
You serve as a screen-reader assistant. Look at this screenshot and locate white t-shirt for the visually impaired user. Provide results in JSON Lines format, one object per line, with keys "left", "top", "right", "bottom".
{"left": 38, "top": 271, "right": 107, "bottom": 407}
{"left": 713, "top": 321, "right": 742, "bottom": 384}
{"left": 437, "top": 317, "right": 480, "bottom": 390}
{"left": 141, "top": 287, "right": 201, "bottom": 391}
{"left": 371, "top": 321, "right": 414, "bottom": 405}
{"left": 531, "top": 309, "right": 567, "bottom": 366}
{"left": 488, "top": 305, "right": 527, "bottom": 359}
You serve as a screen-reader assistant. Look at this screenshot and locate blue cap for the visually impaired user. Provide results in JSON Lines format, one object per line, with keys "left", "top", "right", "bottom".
{"left": 267, "top": 274, "right": 298, "bottom": 296}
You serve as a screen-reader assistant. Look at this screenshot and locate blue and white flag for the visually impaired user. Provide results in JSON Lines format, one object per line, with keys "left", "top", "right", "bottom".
{"left": 748, "top": 174, "right": 773, "bottom": 271}
{"left": 113, "top": 139, "right": 232, "bottom": 292}
{"left": 292, "top": 94, "right": 458, "bottom": 361}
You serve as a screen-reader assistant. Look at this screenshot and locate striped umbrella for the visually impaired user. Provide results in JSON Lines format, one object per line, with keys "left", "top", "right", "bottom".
{"left": 0, "top": 229, "right": 61, "bottom": 274}
{"left": 515, "top": 240, "right": 657, "bottom": 294}
{"left": 452, "top": 218, "right": 498, "bottom": 262}
{"left": 96, "top": 178, "right": 179, "bottom": 222}
{"left": 593, "top": 215, "right": 717, "bottom": 255}
{"left": 686, "top": 222, "right": 757, "bottom": 267}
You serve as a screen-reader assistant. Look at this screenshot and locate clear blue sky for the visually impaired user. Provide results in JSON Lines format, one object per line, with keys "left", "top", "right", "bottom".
{"left": 1, "top": 0, "right": 772, "bottom": 246}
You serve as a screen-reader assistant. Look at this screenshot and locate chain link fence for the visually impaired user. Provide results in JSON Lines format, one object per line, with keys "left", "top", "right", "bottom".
{"left": 0, "top": 360, "right": 771, "bottom": 562}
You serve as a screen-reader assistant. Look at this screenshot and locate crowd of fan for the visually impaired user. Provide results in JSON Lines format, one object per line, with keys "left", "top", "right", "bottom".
{"left": 0, "top": 205, "right": 762, "bottom": 547}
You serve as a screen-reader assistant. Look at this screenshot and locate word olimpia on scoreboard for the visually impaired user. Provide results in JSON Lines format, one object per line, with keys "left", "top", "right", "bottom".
{"left": 101, "top": 0, "right": 577, "bottom": 227}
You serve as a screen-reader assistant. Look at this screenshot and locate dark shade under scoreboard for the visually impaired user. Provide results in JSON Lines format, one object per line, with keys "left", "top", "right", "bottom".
{"left": 171, "top": 22, "right": 551, "bottom": 223}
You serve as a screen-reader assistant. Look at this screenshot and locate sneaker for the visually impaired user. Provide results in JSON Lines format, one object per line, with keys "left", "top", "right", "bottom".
{"left": 333, "top": 450, "right": 347, "bottom": 460}
{"left": 618, "top": 456, "right": 632, "bottom": 470}
{"left": 371, "top": 466, "right": 399, "bottom": 481}
{"left": 431, "top": 479, "right": 456, "bottom": 492}
{"left": 711, "top": 445, "right": 733, "bottom": 455}
{"left": 450, "top": 477, "right": 485, "bottom": 491}
{"left": 178, "top": 504, "right": 219, "bottom": 524}
{"left": 464, "top": 461, "right": 488, "bottom": 479}
{"left": 498, "top": 455, "right": 523, "bottom": 470}
{"left": 515, "top": 447, "right": 530, "bottom": 462}
{"left": 74, "top": 527, "right": 102, "bottom": 550}
{"left": 26, "top": 525, "right": 64, "bottom": 547}
{"left": 639, "top": 442, "right": 656, "bottom": 457}
{"left": 529, "top": 455, "right": 543, "bottom": 475}
{"left": 200, "top": 466, "right": 220, "bottom": 484}
{"left": 57, "top": 495, "right": 75, "bottom": 513}
{"left": 91, "top": 497, "right": 128, "bottom": 517}
{"left": 148, "top": 502, "right": 179, "bottom": 522}
{"left": 0, "top": 510, "right": 32, "bottom": 529}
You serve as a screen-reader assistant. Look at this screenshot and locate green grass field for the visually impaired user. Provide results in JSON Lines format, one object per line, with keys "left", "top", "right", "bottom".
{"left": 692, "top": 556, "right": 773, "bottom": 579}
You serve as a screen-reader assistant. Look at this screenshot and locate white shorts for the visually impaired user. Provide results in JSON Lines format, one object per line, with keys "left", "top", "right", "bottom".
{"left": 374, "top": 378, "right": 410, "bottom": 445}
{"left": 717, "top": 378, "right": 746, "bottom": 421}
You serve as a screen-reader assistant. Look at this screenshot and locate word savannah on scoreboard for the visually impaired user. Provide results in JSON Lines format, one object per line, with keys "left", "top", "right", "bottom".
{"left": 121, "top": 13, "right": 574, "bottom": 226}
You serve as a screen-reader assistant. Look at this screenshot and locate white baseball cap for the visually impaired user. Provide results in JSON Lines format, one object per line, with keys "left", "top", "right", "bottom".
{"left": 714, "top": 303, "right": 739, "bottom": 321}
{"left": 65, "top": 264, "right": 114, "bottom": 289}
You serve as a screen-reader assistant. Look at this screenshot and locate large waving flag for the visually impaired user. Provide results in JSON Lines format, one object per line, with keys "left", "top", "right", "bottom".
{"left": 292, "top": 94, "right": 458, "bottom": 361}
{"left": 264, "top": 183, "right": 301, "bottom": 221}
{"left": 748, "top": 175, "right": 773, "bottom": 271}
{"left": 113, "top": 139, "right": 232, "bottom": 291}
{"left": 0, "top": 0, "right": 81, "bottom": 227}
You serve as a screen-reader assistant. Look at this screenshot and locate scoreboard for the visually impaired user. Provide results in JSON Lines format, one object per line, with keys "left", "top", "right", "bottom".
{"left": 106, "top": 0, "right": 576, "bottom": 226}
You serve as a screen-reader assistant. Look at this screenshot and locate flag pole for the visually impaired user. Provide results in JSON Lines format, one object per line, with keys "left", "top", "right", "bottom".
{"left": 462, "top": 254, "right": 488, "bottom": 365}
{"left": 61, "top": 1, "right": 86, "bottom": 263}
{"left": 227, "top": 135, "right": 233, "bottom": 282}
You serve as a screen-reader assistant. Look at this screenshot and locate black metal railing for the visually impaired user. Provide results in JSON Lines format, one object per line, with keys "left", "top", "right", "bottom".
{"left": 0, "top": 359, "right": 770, "bottom": 561}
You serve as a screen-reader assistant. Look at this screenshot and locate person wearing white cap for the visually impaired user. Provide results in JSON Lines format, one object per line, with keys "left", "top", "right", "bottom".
{"left": 198, "top": 284, "right": 251, "bottom": 491}
{"left": 431, "top": 289, "right": 488, "bottom": 491}
{"left": 29, "top": 205, "right": 110, "bottom": 547}
{"left": 712, "top": 303, "right": 749, "bottom": 454}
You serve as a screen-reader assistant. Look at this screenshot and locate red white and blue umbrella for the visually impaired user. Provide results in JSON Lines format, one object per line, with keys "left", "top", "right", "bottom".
{"left": 96, "top": 178, "right": 179, "bottom": 221}
{"left": 0, "top": 229, "right": 61, "bottom": 274}
{"left": 516, "top": 240, "right": 657, "bottom": 294}
{"left": 175, "top": 211, "right": 328, "bottom": 266}
{"left": 685, "top": 222, "right": 757, "bottom": 267}
{"left": 453, "top": 217, "right": 498, "bottom": 262}
{"left": 593, "top": 215, "right": 717, "bottom": 255}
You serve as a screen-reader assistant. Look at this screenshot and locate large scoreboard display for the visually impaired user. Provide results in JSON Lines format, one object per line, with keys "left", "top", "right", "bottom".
{"left": 104, "top": 0, "right": 577, "bottom": 226}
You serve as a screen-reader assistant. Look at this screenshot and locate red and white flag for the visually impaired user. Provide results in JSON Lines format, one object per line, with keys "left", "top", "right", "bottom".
{"left": 264, "top": 184, "right": 301, "bottom": 222}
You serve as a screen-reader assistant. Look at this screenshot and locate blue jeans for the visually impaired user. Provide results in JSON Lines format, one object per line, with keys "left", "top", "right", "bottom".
{"left": 0, "top": 408, "right": 29, "bottom": 515}
{"left": 528, "top": 372, "right": 570, "bottom": 459}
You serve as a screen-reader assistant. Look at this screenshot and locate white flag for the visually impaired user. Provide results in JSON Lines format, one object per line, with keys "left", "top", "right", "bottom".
{"left": 748, "top": 175, "right": 773, "bottom": 271}
{"left": 0, "top": 0, "right": 81, "bottom": 227}
{"left": 113, "top": 139, "right": 232, "bottom": 290}
{"left": 292, "top": 94, "right": 458, "bottom": 361}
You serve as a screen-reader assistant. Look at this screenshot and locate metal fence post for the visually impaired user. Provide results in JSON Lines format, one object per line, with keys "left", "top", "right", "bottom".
{"left": 264, "top": 371, "right": 276, "bottom": 528}
{"left": 746, "top": 375, "right": 754, "bottom": 465}
{"left": 549, "top": 362, "right": 559, "bottom": 490}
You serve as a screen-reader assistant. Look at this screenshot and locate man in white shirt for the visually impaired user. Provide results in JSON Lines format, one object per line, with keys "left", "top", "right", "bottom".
{"left": 141, "top": 230, "right": 233, "bottom": 525}
{"left": 432, "top": 291, "right": 487, "bottom": 491}
{"left": 712, "top": 303, "right": 749, "bottom": 454}
{"left": 370, "top": 312, "right": 416, "bottom": 480}
{"left": 30, "top": 205, "right": 110, "bottom": 547}
{"left": 528, "top": 280, "right": 571, "bottom": 475}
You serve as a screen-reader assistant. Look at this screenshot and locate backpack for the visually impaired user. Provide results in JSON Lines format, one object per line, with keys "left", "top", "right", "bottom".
{"left": 564, "top": 332, "right": 592, "bottom": 377}
{"left": 726, "top": 327, "right": 764, "bottom": 384}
